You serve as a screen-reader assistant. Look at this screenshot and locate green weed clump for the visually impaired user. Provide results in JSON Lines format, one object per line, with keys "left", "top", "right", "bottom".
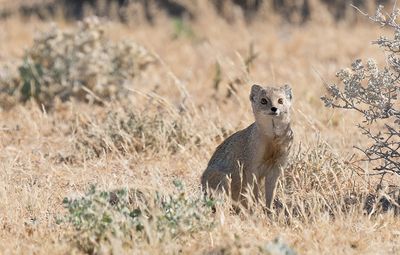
{"left": 62, "top": 181, "right": 216, "bottom": 254}
{"left": 0, "top": 16, "right": 154, "bottom": 109}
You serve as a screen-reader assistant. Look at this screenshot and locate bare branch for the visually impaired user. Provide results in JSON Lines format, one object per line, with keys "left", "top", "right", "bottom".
{"left": 322, "top": 5, "right": 400, "bottom": 180}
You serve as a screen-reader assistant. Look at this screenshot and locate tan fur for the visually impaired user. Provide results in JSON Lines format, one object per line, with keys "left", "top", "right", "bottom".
{"left": 201, "top": 84, "right": 294, "bottom": 210}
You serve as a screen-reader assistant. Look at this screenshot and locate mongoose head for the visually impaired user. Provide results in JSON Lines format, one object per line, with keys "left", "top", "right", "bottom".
{"left": 250, "top": 84, "right": 293, "bottom": 136}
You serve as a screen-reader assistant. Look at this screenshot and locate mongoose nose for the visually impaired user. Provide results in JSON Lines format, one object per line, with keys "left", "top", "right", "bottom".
{"left": 271, "top": 107, "right": 278, "bottom": 112}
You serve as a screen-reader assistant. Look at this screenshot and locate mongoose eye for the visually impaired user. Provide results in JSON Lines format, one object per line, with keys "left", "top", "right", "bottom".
{"left": 278, "top": 98, "right": 284, "bottom": 104}
{"left": 260, "top": 98, "right": 268, "bottom": 105}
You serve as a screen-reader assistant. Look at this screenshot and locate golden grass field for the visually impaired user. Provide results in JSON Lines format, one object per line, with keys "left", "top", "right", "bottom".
{"left": 0, "top": 2, "right": 399, "bottom": 254}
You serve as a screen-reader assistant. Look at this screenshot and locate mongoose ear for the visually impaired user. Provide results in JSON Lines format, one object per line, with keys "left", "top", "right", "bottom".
{"left": 282, "top": 84, "right": 292, "bottom": 101}
{"left": 250, "top": 84, "right": 262, "bottom": 102}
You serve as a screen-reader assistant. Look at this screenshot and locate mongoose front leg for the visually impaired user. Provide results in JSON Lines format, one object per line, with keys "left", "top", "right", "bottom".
{"left": 264, "top": 167, "right": 282, "bottom": 210}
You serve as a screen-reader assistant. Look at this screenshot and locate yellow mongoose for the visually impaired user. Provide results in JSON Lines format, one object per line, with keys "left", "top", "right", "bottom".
{"left": 201, "top": 84, "right": 293, "bottom": 210}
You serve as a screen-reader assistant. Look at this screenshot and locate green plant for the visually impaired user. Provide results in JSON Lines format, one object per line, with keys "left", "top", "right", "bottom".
{"left": 62, "top": 181, "right": 216, "bottom": 254}
{"left": 172, "top": 18, "right": 195, "bottom": 39}
{"left": 62, "top": 186, "right": 144, "bottom": 254}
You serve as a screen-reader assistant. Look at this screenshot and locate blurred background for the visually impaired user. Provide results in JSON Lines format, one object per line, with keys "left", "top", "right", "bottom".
{"left": 0, "top": 0, "right": 393, "bottom": 23}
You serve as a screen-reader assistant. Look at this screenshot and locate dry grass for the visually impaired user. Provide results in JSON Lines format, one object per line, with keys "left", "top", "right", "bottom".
{"left": 0, "top": 3, "right": 399, "bottom": 255}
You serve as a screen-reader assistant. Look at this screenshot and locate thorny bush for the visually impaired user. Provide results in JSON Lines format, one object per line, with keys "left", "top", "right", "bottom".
{"left": 321, "top": 5, "right": 400, "bottom": 177}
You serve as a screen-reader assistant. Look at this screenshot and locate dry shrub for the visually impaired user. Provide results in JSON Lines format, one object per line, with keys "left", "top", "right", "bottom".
{"left": 0, "top": 16, "right": 155, "bottom": 109}
{"left": 71, "top": 103, "right": 220, "bottom": 159}
{"left": 74, "top": 109, "right": 189, "bottom": 158}
{"left": 274, "top": 140, "right": 390, "bottom": 223}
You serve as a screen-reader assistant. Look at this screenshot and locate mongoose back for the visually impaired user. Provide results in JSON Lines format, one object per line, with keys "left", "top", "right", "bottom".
{"left": 201, "top": 84, "right": 293, "bottom": 210}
